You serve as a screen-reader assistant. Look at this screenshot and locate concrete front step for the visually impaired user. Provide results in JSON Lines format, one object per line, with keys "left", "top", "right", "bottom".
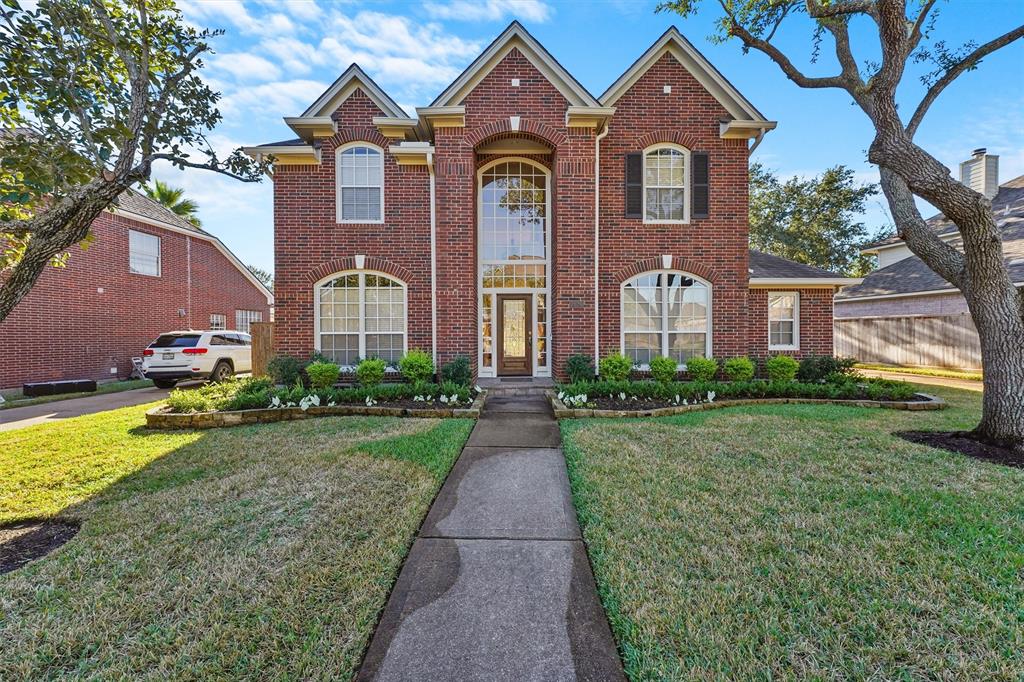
{"left": 478, "top": 377, "right": 554, "bottom": 397}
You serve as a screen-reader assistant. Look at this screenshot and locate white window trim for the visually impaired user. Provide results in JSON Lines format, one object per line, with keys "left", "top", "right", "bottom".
{"left": 620, "top": 269, "right": 712, "bottom": 368}
{"left": 128, "top": 229, "right": 161, "bottom": 277}
{"left": 476, "top": 157, "right": 552, "bottom": 378}
{"left": 767, "top": 291, "right": 800, "bottom": 351}
{"left": 641, "top": 143, "right": 690, "bottom": 225}
{"left": 210, "top": 313, "right": 226, "bottom": 330}
{"left": 335, "top": 141, "right": 385, "bottom": 225}
{"left": 235, "top": 309, "right": 263, "bottom": 334}
{"left": 313, "top": 270, "right": 408, "bottom": 367}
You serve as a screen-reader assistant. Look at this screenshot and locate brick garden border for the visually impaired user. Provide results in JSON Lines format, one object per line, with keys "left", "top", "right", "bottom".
{"left": 145, "top": 391, "right": 486, "bottom": 430}
{"left": 547, "top": 390, "right": 946, "bottom": 419}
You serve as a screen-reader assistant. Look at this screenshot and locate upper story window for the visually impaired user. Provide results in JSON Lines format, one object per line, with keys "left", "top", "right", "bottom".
{"left": 768, "top": 292, "right": 799, "bottom": 350}
{"left": 480, "top": 160, "right": 548, "bottom": 262}
{"left": 644, "top": 144, "right": 688, "bottom": 223}
{"left": 621, "top": 271, "right": 710, "bottom": 367}
{"left": 128, "top": 229, "right": 161, "bottom": 276}
{"left": 337, "top": 143, "right": 383, "bottom": 223}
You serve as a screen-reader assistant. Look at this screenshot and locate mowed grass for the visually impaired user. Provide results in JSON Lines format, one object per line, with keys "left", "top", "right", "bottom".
{"left": 0, "top": 404, "right": 473, "bottom": 679}
{"left": 562, "top": 386, "right": 1024, "bottom": 680}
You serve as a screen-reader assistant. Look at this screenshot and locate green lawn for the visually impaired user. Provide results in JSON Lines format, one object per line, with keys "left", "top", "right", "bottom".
{"left": 562, "top": 386, "right": 1024, "bottom": 680}
{"left": 854, "top": 363, "right": 982, "bottom": 382}
{"left": 0, "top": 404, "right": 472, "bottom": 679}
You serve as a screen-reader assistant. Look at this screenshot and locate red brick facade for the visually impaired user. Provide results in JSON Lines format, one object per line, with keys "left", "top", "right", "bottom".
{"left": 0, "top": 210, "right": 271, "bottom": 389}
{"left": 264, "top": 26, "right": 839, "bottom": 380}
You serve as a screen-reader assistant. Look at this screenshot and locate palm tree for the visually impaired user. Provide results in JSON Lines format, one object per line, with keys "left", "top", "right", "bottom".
{"left": 144, "top": 179, "right": 201, "bottom": 227}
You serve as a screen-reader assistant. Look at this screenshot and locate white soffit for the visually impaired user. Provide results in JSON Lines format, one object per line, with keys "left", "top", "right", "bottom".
{"left": 431, "top": 21, "right": 600, "bottom": 109}
{"left": 600, "top": 26, "right": 769, "bottom": 123}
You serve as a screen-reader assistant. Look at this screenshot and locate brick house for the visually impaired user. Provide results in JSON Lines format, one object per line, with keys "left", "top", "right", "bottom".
{"left": 246, "top": 23, "right": 855, "bottom": 380}
{"left": 0, "top": 190, "right": 273, "bottom": 389}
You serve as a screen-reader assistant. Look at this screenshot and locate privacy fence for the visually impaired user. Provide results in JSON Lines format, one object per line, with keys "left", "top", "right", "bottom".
{"left": 834, "top": 313, "right": 982, "bottom": 371}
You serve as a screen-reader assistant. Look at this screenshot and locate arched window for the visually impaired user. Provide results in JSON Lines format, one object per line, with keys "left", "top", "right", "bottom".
{"left": 643, "top": 144, "right": 689, "bottom": 223}
{"left": 336, "top": 143, "right": 383, "bottom": 223}
{"left": 621, "top": 271, "right": 710, "bottom": 366}
{"left": 315, "top": 272, "right": 406, "bottom": 365}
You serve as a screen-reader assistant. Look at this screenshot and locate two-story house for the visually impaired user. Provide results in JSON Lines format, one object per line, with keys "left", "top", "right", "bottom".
{"left": 246, "top": 23, "right": 855, "bottom": 380}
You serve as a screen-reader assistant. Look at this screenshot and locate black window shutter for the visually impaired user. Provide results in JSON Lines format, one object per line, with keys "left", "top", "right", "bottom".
{"left": 625, "top": 153, "right": 642, "bottom": 218}
{"left": 692, "top": 152, "right": 709, "bottom": 219}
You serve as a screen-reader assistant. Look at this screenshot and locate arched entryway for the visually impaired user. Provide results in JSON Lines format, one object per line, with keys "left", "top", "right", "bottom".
{"left": 477, "top": 158, "right": 551, "bottom": 377}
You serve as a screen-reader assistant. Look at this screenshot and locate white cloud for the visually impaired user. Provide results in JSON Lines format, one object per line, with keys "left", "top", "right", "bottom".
{"left": 219, "top": 79, "right": 329, "bottom": 117}
{"left": 425, "top": 0, "right": 553, "bottom": 23}
{"left": 177, "top": 0, "right": 297, "bottom": 36}
{"left": 211, "top": 52, "right": 282, "bottom": 82}
{"left": 261, "top": 36, "right": 322, "bottom": 76}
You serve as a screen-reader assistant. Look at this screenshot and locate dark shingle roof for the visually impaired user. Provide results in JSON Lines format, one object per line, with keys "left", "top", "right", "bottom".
{"left": 256, "top": 138, "right": 307, "bottom": 147}
{"left": 748, "top": 250, "right": 843, "bottom": 279}
{"left": 838, "top": 194, "right": 1024, "bottom": 300}
{"left": 115, "top": 189, "right": 204, "bottom": 234}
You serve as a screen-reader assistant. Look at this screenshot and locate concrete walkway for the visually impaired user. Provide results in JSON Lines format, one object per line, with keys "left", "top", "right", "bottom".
{"left": 0, "top": 386, "right": 172, "bottom": 432}
{"left": 357, "top": 395, "right": 624, "bottom": 681}
{"left": 857, "top": 369, "right": 983, "bottom": 392}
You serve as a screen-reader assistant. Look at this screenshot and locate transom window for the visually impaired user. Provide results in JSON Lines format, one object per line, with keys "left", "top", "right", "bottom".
{"left": 768, "top": 292, "right": 799, "bottom": 350}
{"left": 129, "top": 229, "right": 161, "bottom": 276}
{"left": 480, "top": 161, "right": 547, "bottom": 261}
{"left": 621, "top": 271, "right": 710, "bottom": 366}
{"left": 317, "top": 272, "right": 406, "bottom": 366}
{"left": 643, "top": 145, "right": 688, "bottom": 223}
{"left": 337, "top": 144, "right": 383, "bottom": 223}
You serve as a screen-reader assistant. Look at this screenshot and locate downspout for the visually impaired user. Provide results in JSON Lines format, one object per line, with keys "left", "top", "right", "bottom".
{"left": 427, "top": 152, "right": 438, "bottom": 370}
{"left": 593, "top": 123, "right": 609, "bottom": 374}
{"left": 186, "top": 236, "right": 193, "bottom": 329}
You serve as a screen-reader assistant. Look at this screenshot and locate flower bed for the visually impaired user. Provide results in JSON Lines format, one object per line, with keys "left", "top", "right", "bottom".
{"left": 147, "top": 377, "right": 484, "bottom": 429}
{"left": 551, "top": 378, "right": 945, "bottom": 418}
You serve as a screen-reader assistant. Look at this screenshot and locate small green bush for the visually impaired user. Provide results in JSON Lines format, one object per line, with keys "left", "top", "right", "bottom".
{"left": 598, "top": 353, "right": 632, "bottom": 381}
{"left": 166, "top": 377, "right": 272, "bottom": 413}
{"left": 648, "top": 356, "right": 678, "bottom": 384}
{"left": 440, "top": 355, "right": 472, "bottom": 386}
{"left": 685, "top": 356, "right": 718, "bottom": 382}
{"left": 723, "top": 357, "right": 755, "bottom": 382}
{"left": 399, "top": 349, "right": 435, "bottom": 383}
{"left": 797, "top": 355, "right": 858, "bottom": 383}
{"left": 765, "top": 354, "right": 799, "bottom": 382}
{"left": 356, "top": 358, "right": 387, "bottom": 386}
{"left": 565, "top": 354, "right": 595, "bottom": 383}
{"left": 305, "top": 360, "right": 341, "bottom": 390}
{"left": 266, "top": 355, "right": 304, "bottom": 385}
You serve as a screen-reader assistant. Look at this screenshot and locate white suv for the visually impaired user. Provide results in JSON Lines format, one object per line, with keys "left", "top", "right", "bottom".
{"left": 142, "top": 330, "right": 252, "bottom": 389}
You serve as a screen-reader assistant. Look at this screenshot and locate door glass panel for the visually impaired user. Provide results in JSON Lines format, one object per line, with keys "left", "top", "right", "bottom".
{"left": 503, "top": 299, "right": 526, "bottom": 358}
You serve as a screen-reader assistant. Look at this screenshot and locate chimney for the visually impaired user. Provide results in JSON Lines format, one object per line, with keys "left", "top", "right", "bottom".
{"left": 959, "top": 148, "right": 999, "bottom": 199}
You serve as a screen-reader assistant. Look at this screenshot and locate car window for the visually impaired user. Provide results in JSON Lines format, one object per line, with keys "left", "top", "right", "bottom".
{"left": 210, "top": 334, "right": 231, "bottom": 346}
{"left": 151, "top": 334, "right": 200, "bottom": 348}
{"left": 236, "top": 334, "right": 251, "bottom": 346}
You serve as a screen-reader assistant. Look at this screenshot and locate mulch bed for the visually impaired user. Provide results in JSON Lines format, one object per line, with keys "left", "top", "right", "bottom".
{"left": 897, "top": 431, "right": 1024, "bottom": 469}
{"left": 586, "top": 394, "right": 929, "bottom": 411}
{"left": 0, "top": 520, "right": 79, "bottom": 574}
{"left": 356, "top": 399, "right": 473, "bottom": 409}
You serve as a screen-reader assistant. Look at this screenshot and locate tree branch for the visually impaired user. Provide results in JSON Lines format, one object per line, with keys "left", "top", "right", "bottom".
{"left": 806, "top": 1, "right": 877, "bottom": 20}
{"left": 906, "top": 0, "right": 938, "bottom": 53}
{"left": 726, "top": 17, "right": 851, "bottom": 89}
{"left": 906, "top": 22, "right": 1024, "bottom": 137}
{"left": 148, "top": 154, "right": 264, "bottom": 182}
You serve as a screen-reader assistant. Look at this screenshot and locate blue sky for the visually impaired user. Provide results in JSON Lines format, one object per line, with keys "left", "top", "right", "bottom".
{"left": 161, "top": 0, "right": 1024, "bottom": 273}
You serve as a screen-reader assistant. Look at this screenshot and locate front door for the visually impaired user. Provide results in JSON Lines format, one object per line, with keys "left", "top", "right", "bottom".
{"left": 497, "top": 294, "right": 532, "bottom": 376}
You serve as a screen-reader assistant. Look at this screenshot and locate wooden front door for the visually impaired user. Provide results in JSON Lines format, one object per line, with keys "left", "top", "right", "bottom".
{"left": 496, "top": 294, "right": 532, "bottom": 376}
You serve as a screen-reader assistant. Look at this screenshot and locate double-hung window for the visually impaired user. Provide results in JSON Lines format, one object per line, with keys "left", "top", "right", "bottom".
{"left": 316, "top": 272, "right": 406, "bottom": 366}
{"left": 209, "top": 313, "right": 226, "bottom": 330}
{"left": 337, "top": 144, "right": 383, "bottom": 223}
{"left": 622, "top": 271, "right": 710, "bottom": 366}
{"left": 768, "top": 292, "right": 799, "bottom": 350}
{"left": 129, "top": 229, "right": 161, "bottom": 276}
{"left": 643, "top": 145, "right": 688, "bottom": 223}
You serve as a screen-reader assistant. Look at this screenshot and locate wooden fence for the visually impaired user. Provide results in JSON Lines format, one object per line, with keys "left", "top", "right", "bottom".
{"left": 250, "top": 322, "right": 274, "bottom": 377}
{"left": 834, "top": 313, "right": 982, "bottom": 370}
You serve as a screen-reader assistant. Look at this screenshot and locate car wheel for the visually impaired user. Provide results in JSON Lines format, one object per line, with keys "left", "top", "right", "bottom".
{"left": 153, "top": 379, "right": 178, "bottom": 389}
{"left": 211, "top": 361, "right": 233, "bottom": 383}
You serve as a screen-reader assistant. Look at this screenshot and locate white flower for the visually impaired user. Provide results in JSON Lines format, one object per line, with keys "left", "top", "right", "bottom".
{"left": 682, "top": 398, "right": 688, "bottom": 406}
{"left": 449, "top": 394, "right": 459, "bottom": 404}
{"left": 557, "top": 391, "right": 565, "bottom": 401}
{"left": 365, "top": 395, "right": 377, "bottom": 407}
{"left": 707, "top": 391, "right": 716, "bottom": 403}
{"left": 270, "top": 396, "right": 282, "bottom": 409}
{"left": 439, "top": 394, "right": 449, "bottom": 404}
{"left": 674, "top": 394, "right": 681, "bottom": 404}
{"left": 328, "top": 401, "right": 336, "bottom": 407}
{"left": 298, "top": 394, "right": 320, "bottom": 411}
{"left": 618, "top": 392, "right": 627, "bottom": 401}
{"left": 474, "top": 385, "right": 483, "bottom": 394}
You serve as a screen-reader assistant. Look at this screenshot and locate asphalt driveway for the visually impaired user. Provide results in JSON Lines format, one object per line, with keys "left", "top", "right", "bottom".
{"left": 0, "top": 386, "right": 178, "bottom": 432}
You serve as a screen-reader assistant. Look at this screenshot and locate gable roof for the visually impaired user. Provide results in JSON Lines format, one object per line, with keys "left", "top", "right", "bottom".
{"left": 748, "top": 250, "right": 861, "bottom": 286}
{"left": 600, "top": 26, "right": 769, "bottom": 124}
{"left": 431, "top": 21, "right": 601, "bottom": 109}
{"left": 300, "top": 63, "right": 408, "bottom": 119}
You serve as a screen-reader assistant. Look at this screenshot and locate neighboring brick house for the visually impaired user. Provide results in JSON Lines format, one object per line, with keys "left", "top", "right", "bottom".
{"left": 0, "top": 190, "right": 273, "bottom": 389}
{"left": 246, "top": 23, "right": 855, "bottom": 380}
{"left": 835, "top": 150, "right": 1023, "bottom": 370}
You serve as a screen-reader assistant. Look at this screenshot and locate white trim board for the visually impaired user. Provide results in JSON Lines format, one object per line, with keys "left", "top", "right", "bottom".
{"left": 749, "top": 277, "right": 862, "bottom": 287}
{"left": 300, "top": 63, "right": 408, "bottom": 119}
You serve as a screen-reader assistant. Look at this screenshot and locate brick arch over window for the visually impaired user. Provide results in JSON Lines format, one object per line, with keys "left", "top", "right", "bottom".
{"left": 327, "top": 128, "right": 390, "bottom": 150}
{"left": 476, "top": 152, "right": 552, "bottom": 169}
{"left": 613, "top": 256, "right": 719, "bottom": 285}
{"left": 466, "top": 119, "right": 565, "bottom": 149}
{"left": 305, "top": 256, "right": 413, "bottom": 285}
{"left": 633, "top": 130, "right": 699, "bottom": 151}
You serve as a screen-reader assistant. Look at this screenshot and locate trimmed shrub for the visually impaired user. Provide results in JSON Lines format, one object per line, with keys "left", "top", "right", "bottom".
{"left": 685, "top": 356, "right": 718, "bottom": 382}
{"left": 797, "top": 354, "right": 858, "bottom": 383}
{"left": 649, "top": 356, "right": 678, "bottom": 384}
{"left": 765, "top": 354, "right": 799, "bottom": 382}
{"left": 399, "top": 349, "right": 435, "bottom": 383}
{"left": 723, "top": 357, "right": 755, "bottom": 382}
{"left": 598, "top": 353, "right": 633, "bottom": 381}
{"left": 266, "top": 355, "right": 303, "bottom": 386}
{"left": 356, "top": 358, "right": 387, "bottom": 387}
{"left": 441, "top": 355, "right": 473, "bottom": 386}
{"left": 305, "top": 360, "right": 341, "bottom": 390}
{"left": 564, "top": 354, "right": 595, "bottom": 383}
{"left": 166, "top": 376, "right": 272, "bottom": 413}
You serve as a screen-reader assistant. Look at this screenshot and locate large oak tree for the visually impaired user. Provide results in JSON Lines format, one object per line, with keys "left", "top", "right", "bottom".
{"left": 660, "top": 0, "right": 1024, "bottom": 451}
{"left": 0, "top": 0, "right": 267, "bottom": 320}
